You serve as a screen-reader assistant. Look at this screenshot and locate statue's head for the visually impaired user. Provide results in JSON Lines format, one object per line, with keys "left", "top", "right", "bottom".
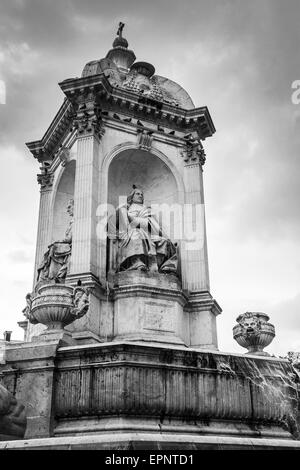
{"left": 127, "top": 185, "right": 144, "bottom": 206}
{"left": 67, "top": 199, "right": 74, "bottom": 217}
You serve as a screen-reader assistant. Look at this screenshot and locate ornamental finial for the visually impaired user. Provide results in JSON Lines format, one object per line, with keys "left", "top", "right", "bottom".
{"left": 117, "top": 22, "right": 125, "bottom": 38}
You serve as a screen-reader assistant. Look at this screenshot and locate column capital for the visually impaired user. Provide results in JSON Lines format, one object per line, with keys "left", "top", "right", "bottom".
{"left": 73, "top": 101, "right": 105, "bottom": 139}
{"left": 181, "top": 140, "right": 206, "bottom": 167}
{"left": 37, "top": 172, "right": 54, "bottom": 191}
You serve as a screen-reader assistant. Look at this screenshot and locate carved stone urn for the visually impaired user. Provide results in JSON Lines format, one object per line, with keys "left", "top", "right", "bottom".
{"left": 24, "top": 284, "right": 89, "bottom": 343}
{"left": 233, "top": 312, "right": 275, "bottom": 356}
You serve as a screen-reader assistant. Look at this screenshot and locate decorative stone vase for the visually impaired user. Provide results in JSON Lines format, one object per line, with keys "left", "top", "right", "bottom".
{"left": 26, "top": 284, "right": 90, "bottom": 332}
{"left": 233, "top": 312, "right": 275, "bottom": 356}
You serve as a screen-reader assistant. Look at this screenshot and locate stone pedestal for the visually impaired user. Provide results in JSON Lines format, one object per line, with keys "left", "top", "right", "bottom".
{"left": 65, "top": 274, "right": 106, "bottom": 342}
{"left": 113, "top": 272, "right": 188, "bottom": 345}
{"left": 32, "top": 329, "right": 76, "bottom": 346}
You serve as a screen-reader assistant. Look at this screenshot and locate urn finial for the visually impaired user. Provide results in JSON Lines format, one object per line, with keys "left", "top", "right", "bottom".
{"left": 233, "top": 311, "right": 275, "bottom": 356}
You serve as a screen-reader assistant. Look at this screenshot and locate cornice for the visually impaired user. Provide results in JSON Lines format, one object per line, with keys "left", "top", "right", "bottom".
{"left": 59, "top": 74, "right": 215, "bottom": 137}
{"left": 26, "top": 99, "right": 74, "bottom": 163}
{"left": 26, "top": 73, "right": 216, "bottom": 163}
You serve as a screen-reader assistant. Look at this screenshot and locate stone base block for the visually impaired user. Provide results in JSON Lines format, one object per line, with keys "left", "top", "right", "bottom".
{"left": 113, "top": 272, "right": 188, "bottom": 345}
{"left": 71, "top": 330, "right": 103, "bottom": 344}
{"left": 32, "top": 329, "right": 76, "bottom": 346}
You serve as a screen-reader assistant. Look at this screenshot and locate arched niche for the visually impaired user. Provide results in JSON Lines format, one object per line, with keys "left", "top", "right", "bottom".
{"left": 52, "top": 160, "right": 76, "bottom": 242}
{"left": 108, "top": 148, "right": 180, "bottom": 240}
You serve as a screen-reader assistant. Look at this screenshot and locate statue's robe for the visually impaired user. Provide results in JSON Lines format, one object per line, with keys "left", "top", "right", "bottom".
{"left": 37, "top": 221, "right": 72, "bottom": 283}
{"left": 112, "top": 203, "right": 177, "bottom": 272}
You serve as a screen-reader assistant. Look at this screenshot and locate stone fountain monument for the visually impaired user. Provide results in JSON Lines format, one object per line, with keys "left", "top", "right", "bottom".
{"left": 0, "top": 24, "right": 300, "bottom": 450}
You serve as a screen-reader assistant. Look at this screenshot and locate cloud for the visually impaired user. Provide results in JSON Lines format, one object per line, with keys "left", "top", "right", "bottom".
{"left": 264, "top": 293, "right": 300, "bottom": 355}
{"left": 7, "top": 249, "right": 33, "bottom": 263}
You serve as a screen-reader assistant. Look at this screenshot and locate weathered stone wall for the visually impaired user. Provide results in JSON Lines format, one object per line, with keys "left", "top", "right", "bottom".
{"left": 1, "top": 342, "right": 298, "bottom": 441}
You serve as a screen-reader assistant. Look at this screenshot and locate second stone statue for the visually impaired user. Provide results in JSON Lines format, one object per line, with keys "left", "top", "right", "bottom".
{"left": 36, "top": 199, "right": 74, "bottom": 287}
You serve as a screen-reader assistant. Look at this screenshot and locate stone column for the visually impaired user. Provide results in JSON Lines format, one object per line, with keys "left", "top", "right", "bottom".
{"left": 181, "top": 141, "right": 221, "bottom": 350}
{"left": 32, "top": 173, "right": 54, "bottom": 287}
{"left": 181, "top": 141, "right": 209, "bottom": 292}
{"left": 26, "top": 173, "right": 54, "bottom": 342}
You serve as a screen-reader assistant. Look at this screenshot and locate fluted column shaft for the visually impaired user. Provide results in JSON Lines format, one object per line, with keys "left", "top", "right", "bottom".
{"left": 181, "top": 161, "right": 210, "bottom": 293}
{"left": 32, "top": 174, "right": 54, "bottom": 287}
{"left": 69, "top": 134, "right": 100, "bottom": 277}
{"left": 180, "top": 143, "right": 220, "bottom": 350}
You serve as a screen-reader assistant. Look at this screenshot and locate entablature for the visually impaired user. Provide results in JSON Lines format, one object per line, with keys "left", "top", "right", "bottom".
{"left": 26, "top": 73, "right": 215, "bottom": 164}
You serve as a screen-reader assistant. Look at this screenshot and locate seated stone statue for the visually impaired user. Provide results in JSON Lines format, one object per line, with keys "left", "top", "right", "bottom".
{"left": 36, "top": 199, "right": 73, "bottom": 285}
{"left": 0, "top": 383, "right": 27, "bottom": 439}
{"left": 112, "top": 186, "right": 177, "bottom": 274}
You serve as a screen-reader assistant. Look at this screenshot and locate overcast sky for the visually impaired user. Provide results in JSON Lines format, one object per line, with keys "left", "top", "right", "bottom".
{"left": 0, "top": 0, "right": 299, "bottom": 356}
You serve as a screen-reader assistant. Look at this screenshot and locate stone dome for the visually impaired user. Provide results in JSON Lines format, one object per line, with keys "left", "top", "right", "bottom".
{"left": 81, "top": 34, "right": 195, "bottom": 110}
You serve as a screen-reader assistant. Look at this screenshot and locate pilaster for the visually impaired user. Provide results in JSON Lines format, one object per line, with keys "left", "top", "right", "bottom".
{"left": 69, "top": 100, "right": 103, "bottom": 279}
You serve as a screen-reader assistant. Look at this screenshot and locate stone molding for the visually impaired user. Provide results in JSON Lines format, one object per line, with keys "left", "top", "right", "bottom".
{"left": 113, "top": 283, "right": 187, "bottom": 306}
{"left": 185, "top": 291, "right": 222, "bottom": 316}
{"left": 2, "top": 433, "right": 300, "bottom": 450}
{"left": 26, "top": 74, "right": 215, "bottom": 164}
{"left": 102, "top": 117, "right": 185, "bottom": 148}
{"left": 26, "top": 100, "right": 74, "bottom": 164}
{"left": 59, "top": 75, "right": 215, "bottom": 138}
